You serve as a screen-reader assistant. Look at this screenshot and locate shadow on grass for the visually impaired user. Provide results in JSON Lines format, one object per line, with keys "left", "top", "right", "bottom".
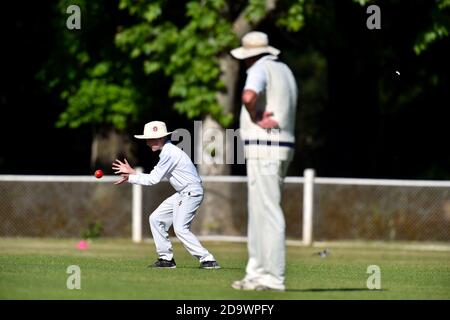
{"left": 286, "top": 288, "right": 387, "bottom": 293}
{"left": 146, "top": 266, "right": 242, "bottom": 270}
{"left": 175, "top": 266, "right": 242, "bottom": 270}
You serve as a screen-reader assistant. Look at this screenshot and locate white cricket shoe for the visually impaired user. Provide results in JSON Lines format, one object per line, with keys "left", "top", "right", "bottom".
{"left": 231, "top": 279, "right": 285, "bottom": 292}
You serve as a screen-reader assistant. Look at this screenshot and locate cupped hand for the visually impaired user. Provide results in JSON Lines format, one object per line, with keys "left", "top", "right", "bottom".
{"left": 112, "top": 158, "right": 135, "bottom": 185}
{"left": 112, "top": 158, "right": 136, "bottom": 175}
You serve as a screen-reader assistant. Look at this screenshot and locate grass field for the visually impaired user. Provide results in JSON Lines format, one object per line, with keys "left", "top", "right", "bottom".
{"left": 0, "top": 238, "right": 449, "bottom": 299}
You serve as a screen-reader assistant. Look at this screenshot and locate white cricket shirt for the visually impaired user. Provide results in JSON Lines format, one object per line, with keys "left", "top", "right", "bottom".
{"left": 240, "top": 55, "right": 298, "bottom": 160}
{"left": 128, "top": 141, "right": 202, "bottom": 192}
{"left": 243, "top": 55, "right": 277, "bottom": 93}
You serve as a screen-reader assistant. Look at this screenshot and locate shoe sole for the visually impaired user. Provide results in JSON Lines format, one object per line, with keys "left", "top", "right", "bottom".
{"left": 200, "top": 266, "right": 221, "bottom": 269}
{"left": 231, "top": 283, "right": 247, "bottom": 290}
{"left": 231, "top": 282, "right": 284, "bottom": 291}
{"left": 231, "top": 281, "right": 255, "bottom": 291}
{"left": 147, "top": 266, "right": 176, "bottom": 269}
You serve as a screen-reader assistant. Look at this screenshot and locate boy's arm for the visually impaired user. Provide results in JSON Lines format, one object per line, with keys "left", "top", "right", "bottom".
{"left": 128, "top": 152, "right": 178, "bottom": 186}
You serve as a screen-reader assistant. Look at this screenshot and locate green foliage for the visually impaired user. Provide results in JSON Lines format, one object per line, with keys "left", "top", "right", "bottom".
{"left": 244, "top": 0, "right": 269, "bottom": 23}
{"left": 277, "top": 0, "right": 306, "bottom": 32}
{"left": 57, "top": 73, "right": 138, "bottom": 129}
{"left": 414, "top": 0, "right": 450, "bottom": 54}
{"left": 353, "top": 0, "right": 373, "bottom": 5}
{"left": 414, "top": 24, "right": 449, "bottom": 55}
{"left": 438, "top": 0, "right": 450, "bottom": 9}
{"left": 41, "top": 0, "right": 450, "bottom": 133}
{"left": 116, "top": 0, "right": 238, "bottom": 127}
{"left": 414, "top": 22, "right": 449, "bottom": 55}
{"left": 80, "top": 220, "right": 104, "bottom": 240}
{"left": 39, "top": 0, "right": 140, "bottom": 131}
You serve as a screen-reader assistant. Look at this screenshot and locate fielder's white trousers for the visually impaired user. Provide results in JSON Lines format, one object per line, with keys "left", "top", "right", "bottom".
{"left": 244, "top": 159, "right": 290, "bottom": 290}
{"left": 149, "top": 185, "right": 215, "bottom": 263}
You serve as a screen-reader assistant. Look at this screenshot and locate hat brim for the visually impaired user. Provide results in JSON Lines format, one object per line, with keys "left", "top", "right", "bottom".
{"left": 230, "top": 46, "right": 280, "bottom": 60}
{"left": 134, "top": 132, "right": 173, "bottom": 140}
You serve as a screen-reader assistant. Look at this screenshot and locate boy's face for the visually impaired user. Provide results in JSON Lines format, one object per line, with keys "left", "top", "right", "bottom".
{"left": 146, "top": 138, "right": 165, "bottom": 152}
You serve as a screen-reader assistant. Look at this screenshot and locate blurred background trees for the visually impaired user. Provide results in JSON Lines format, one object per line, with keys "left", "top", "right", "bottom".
{"left": 1, "top": 0, "right": 449, "bottom": 179}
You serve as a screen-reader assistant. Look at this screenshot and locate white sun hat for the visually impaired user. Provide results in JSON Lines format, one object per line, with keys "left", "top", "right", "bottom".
{"left": 230, "top": 31, "right": 280, "bottom": 60}
{"left": 134, "top": 121, "right": 173, "bottom": 139}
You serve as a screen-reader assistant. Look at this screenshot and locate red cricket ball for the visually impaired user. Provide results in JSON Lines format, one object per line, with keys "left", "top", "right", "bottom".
{"left": 94, "top": 169, "right": 103, "bottom": 179}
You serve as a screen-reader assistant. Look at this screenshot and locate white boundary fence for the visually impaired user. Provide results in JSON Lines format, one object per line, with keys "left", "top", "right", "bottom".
{"left": 1, "top": 168, "right": 450, "bottom": 244}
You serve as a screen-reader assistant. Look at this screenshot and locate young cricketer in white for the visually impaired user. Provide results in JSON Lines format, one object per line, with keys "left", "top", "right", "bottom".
{"left": 112, "top": 121, "right": 220, "bottom": 269}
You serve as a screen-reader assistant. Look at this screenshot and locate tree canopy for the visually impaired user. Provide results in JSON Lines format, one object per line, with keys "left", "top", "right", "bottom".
{"left": 2, "top": 0, "right": 449, "bottom": 178}
{"left": 40, "top": 0, "right": 449, "bottom": 131}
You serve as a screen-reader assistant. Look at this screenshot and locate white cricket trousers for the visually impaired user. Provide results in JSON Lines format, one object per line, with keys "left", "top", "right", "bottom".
{"left": 244, "top": 159, "right": 290, "bottom": 290}
{"left": 149, "top": 185, "right": 215, "bottom": 262}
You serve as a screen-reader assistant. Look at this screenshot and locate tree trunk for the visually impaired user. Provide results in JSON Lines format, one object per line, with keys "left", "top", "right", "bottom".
{"left": 90, "top": 127, "right": 136, "bottom": 173}
{"left": 196, "top": 55, "right": 239, "bottom": 235}
{"left": 196, "top": 2, "right": 278, "bottom": 235}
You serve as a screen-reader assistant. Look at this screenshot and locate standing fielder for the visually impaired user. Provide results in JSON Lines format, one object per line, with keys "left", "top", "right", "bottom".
{"left": 113, "top": 121, "right": 220, "bottom": 269}
{"left": 230, "top": 31, "right": 298, "bottom": 291}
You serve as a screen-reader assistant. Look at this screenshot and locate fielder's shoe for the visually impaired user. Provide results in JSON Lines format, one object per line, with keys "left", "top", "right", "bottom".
{"left": 231, "top": 279, "right": 284, "bottom": 292}
{"left": 231, "top": 279, "right": 259, "bottom": 291}
{"left": 199, "top": 260, "right": 221, "bottom": 269}
{"left": 148, "top": 258, "right": 176, "bottom": 268}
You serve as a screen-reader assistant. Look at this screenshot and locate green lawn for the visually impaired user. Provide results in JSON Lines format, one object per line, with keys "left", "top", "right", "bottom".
{"left": 0, "top": 238, "right": 449, "bottom": 299}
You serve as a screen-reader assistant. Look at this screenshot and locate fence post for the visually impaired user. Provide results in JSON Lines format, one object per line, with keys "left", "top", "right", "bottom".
{"left": 132, "top": 167, "right": 143, "bottom": 243}
{"left": 303, "top": 168, "right": 315, "bottom": 246}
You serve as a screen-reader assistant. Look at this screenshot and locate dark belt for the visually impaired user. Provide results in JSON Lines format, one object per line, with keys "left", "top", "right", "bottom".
{"left": 244, "top": 139, "right": 295, "bottom": 148}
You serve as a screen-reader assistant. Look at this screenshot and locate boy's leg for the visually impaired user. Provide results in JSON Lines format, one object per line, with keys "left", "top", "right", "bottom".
{"left": 149, "top": 193, "right": 177, "bottom": 261}
{"left": 172, "top": 191, "right": 215, "bottom": 262}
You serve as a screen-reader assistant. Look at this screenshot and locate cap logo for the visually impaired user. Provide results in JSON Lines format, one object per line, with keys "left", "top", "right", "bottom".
{"left": 153, "top": 126, "right": 158, "bottom": 132}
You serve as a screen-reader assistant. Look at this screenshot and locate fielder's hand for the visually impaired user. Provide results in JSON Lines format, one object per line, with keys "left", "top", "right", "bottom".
{"left": 257, "top": 111, "right": 279, "bottom": 129}
{"left": 112, "top": 158, "right": 136, "bottom": 185}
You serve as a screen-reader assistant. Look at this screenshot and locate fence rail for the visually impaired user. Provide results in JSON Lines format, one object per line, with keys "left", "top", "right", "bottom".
{"left": 1, "top": 169, "right": 449, "bottom": 243}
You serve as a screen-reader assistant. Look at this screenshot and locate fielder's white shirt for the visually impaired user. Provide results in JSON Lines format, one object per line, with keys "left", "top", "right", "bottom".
{"left": 243, "top": 55, "right": 277, "bottom": 94}
{"left": 240, "top": 55, "right": 298, "bottom": 160}
{"left": 128, "top": 141, "right": 202, "bottom": 192}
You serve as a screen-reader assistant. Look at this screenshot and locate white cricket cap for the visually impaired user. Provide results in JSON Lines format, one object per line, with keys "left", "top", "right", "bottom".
{"left": 134, "top": 121, "right": 173, "bottom": 139}
{"left": 230, "top": 31, "right": 280, "bottom": 60}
